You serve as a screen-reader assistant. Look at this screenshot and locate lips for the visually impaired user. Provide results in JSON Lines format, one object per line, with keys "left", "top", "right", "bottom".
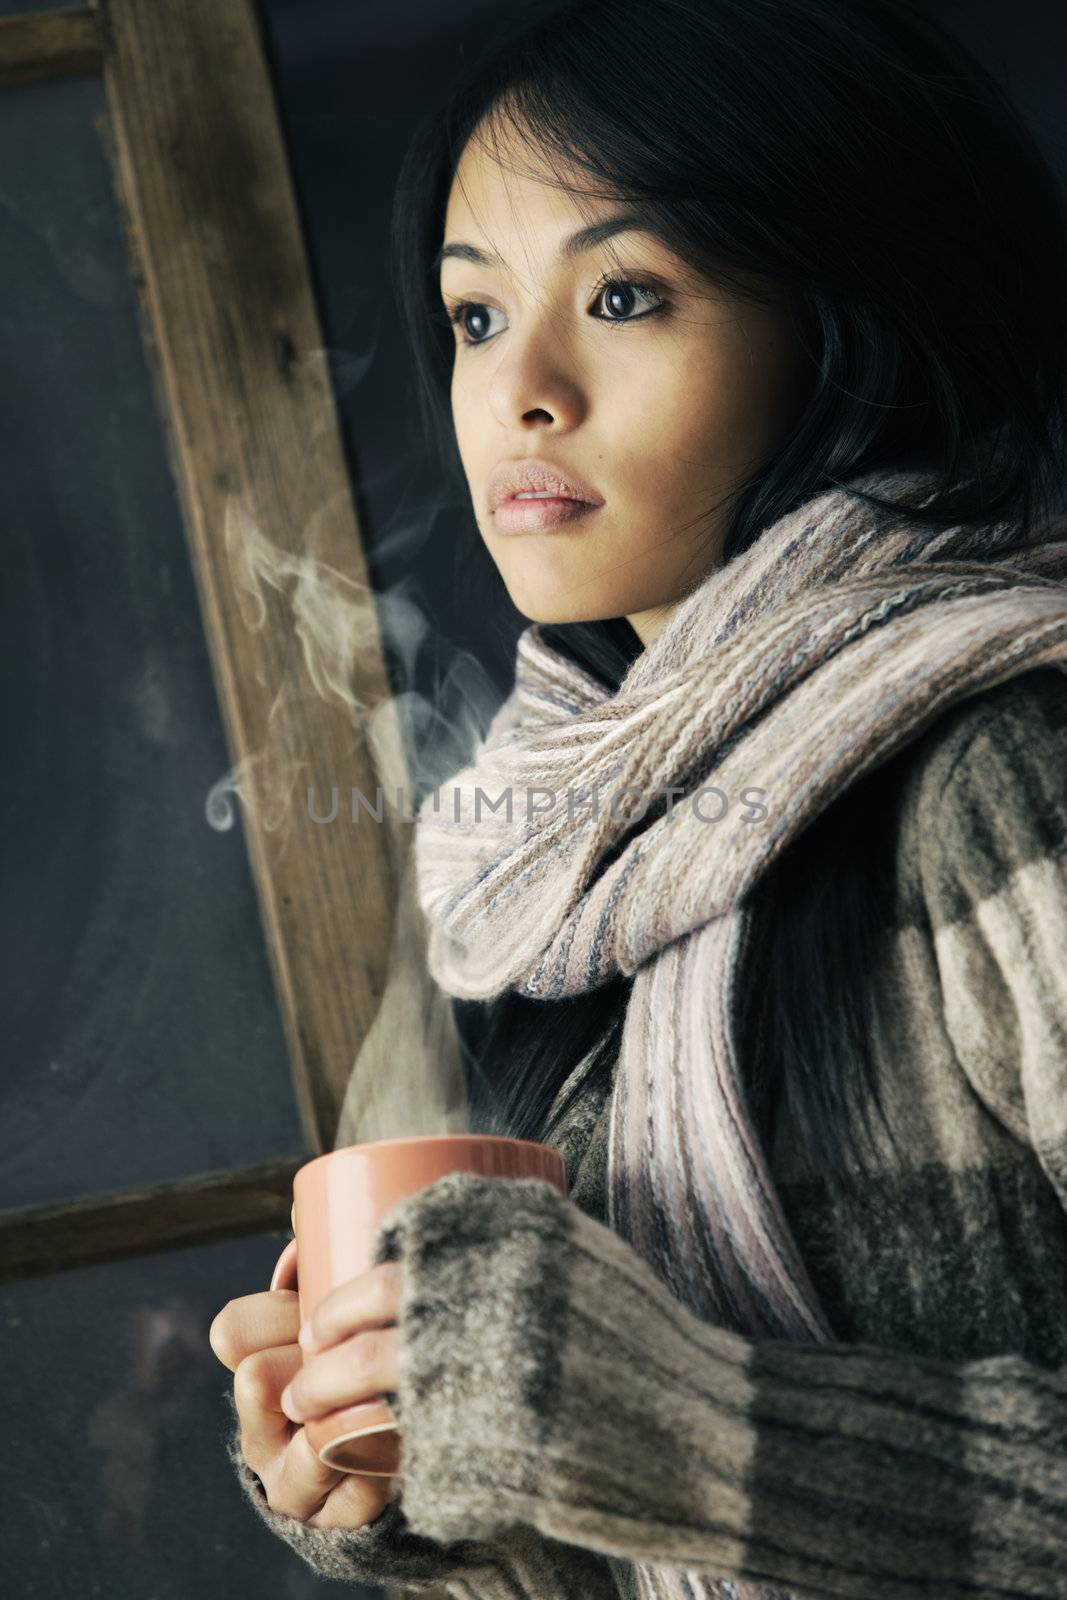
{"left": 493, "top": 496, "right": 602, "bottom": 534}
{"left": 487, "top": 457, "right": 605, "bottom": 514}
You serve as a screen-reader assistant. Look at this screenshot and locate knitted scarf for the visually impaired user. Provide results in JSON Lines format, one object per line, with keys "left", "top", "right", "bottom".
{"left": 411, "top": 464, "right": 1067, "bottom": 1600}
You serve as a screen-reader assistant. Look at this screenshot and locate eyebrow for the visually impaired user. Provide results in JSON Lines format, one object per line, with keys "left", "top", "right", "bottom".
{"left": 434, "top": 214, "right": 663, "bottom": 274}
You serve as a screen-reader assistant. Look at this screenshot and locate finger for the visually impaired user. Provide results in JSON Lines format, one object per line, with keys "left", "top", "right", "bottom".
{"left": 303, "top": 1467, "right": 398, "bottom": 1532}
{"left": 265, "top": 1419, "right": 357, "bottom": 1522}
{"left": 232, "top": 1343, "right": 305, "bottom": 1477}
{"left": 300, "top": 1261, "right": 402, "bottom": 1353}
{"left": 283, "top": 1327, "right": 400, "bottom": 1422}
{"left": 210, "top": 1289, "right": 301, "bottom": 1371}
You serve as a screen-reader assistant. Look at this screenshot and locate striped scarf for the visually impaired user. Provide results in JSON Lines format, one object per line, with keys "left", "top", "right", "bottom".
{"left": 412, "top": 464, "right": 1067, "bottom": 1600}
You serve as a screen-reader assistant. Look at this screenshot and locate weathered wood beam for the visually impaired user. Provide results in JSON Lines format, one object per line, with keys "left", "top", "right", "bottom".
{"left": 0, "top": 6, "right": 101, "bottom": 88}
{"left": 98, "top": 0, "right": 406, "bottom": 1152}
{"left": 0, "top": 1156, "right": 302, "bottom": 1282}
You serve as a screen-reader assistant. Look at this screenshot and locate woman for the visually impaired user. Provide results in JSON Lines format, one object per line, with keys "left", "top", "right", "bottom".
{"left": 210, "top": 1, "right": 1067, "bottom": 1596}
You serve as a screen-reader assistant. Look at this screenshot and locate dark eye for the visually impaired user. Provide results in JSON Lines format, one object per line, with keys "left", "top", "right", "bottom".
{"left": 446, "top": 301, "right": 506, "bottom": 346}
{"left": 593, "top": 279, "right": 664, "bottom": 323}
{"left": 444, "top": 277, "right": 664, "bottom": 349}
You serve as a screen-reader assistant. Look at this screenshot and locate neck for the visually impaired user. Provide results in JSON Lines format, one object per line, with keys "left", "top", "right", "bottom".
{"left": 625, "top": 599, "right": 683, "bottom": 648}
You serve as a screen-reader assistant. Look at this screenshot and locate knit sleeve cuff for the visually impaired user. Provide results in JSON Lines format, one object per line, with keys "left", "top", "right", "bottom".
{"left": 370, "top": 1169, "right": 757, "bottom": 1561}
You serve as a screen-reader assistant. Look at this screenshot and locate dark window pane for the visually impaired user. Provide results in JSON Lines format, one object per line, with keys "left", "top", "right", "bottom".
{"left": 0, "top": 74, "right": 306, "bottom": 1210}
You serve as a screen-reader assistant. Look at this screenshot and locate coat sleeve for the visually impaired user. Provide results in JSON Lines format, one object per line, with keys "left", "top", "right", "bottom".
{"left": 368, "top": 1166, "right": 1067, "bottom": 1600}
{"left": 222, "top": 1383, "right": 624, "bottom": 1597}
{"left": 916, "top": 666, "right": 1067, "bottom": 1210}
{"left": 363, "top": 673, "right": 1067, "bottom": 1600}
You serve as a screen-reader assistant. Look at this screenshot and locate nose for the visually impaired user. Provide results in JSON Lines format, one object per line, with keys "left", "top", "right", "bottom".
{"left": 486, "top": 317, "right": 586, "bottom": 433}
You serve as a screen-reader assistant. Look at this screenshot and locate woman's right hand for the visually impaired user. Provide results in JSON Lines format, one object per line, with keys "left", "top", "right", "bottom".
{"left": 209, "top": 1287, "right": 402, "bottom": 1532}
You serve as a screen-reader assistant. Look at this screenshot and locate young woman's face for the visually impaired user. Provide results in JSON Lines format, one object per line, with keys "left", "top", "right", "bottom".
{"left": 440, "top": 123, "right": 813, "bottom": 643}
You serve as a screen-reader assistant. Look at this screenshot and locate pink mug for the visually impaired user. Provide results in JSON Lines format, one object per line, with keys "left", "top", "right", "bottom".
{"left": 269, "top": 1134, "right": 568, "bottom": 1477}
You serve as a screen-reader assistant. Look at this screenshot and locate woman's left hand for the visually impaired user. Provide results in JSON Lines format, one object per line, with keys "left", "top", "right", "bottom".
{"left": 279, "top": 1260, "right": 403, "bottom": 1424}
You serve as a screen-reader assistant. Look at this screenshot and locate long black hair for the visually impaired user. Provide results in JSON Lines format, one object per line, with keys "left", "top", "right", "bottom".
{"left": 389, "top": 0, "right": 1067, "bottom": 1190}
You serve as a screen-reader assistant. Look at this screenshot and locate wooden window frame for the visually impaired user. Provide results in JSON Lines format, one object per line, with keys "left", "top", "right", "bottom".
{"left": 0, "top": 0, "right": 406, "bottom": 1275}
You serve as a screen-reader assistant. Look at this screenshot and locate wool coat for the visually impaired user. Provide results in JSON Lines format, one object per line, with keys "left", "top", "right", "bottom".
{"left": 225, "top": 663, "right": 1067, "bottom": 1599}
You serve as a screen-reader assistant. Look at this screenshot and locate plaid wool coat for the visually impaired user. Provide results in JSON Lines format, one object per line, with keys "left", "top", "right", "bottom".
{"left": 227, "top": 665, "right": 1067, "bottom": 1600}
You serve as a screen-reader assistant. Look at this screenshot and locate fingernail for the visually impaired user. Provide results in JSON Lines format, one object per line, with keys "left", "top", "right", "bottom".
{"left": 280, "top": 1384, "right": 301, "bottom": 1419}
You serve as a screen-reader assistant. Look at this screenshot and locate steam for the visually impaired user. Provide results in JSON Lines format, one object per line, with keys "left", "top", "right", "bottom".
{"left": 204, "top": 412, "right": 503, "bottom": 1148}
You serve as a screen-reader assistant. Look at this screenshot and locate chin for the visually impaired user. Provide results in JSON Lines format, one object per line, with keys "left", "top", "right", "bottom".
{"left": 499, "top": 568, "right": 629, "bottom": 627}
{"left": 508, "top": 592, "right": 616, "bottom": 626}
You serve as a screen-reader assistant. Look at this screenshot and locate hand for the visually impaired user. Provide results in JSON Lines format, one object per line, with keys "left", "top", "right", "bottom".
{"left": 209, "top": 1273, "right": 402, "bottom": 1532}
{"left": 282, "top": 1261, "right": 403, "bottom": 1425}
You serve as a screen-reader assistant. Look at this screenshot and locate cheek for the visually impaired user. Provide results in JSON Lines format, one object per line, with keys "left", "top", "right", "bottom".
{"left": 450, "top": 372, "right": 481, "bottom": 473}
{"left": 646, "top": 325, "right": 804, "bottom": 475}
{"left": 618, "top": 359, "right": 741, "bottom": 499}
{"left": 449, "top": 364, "right": 465, "bottom": 434}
